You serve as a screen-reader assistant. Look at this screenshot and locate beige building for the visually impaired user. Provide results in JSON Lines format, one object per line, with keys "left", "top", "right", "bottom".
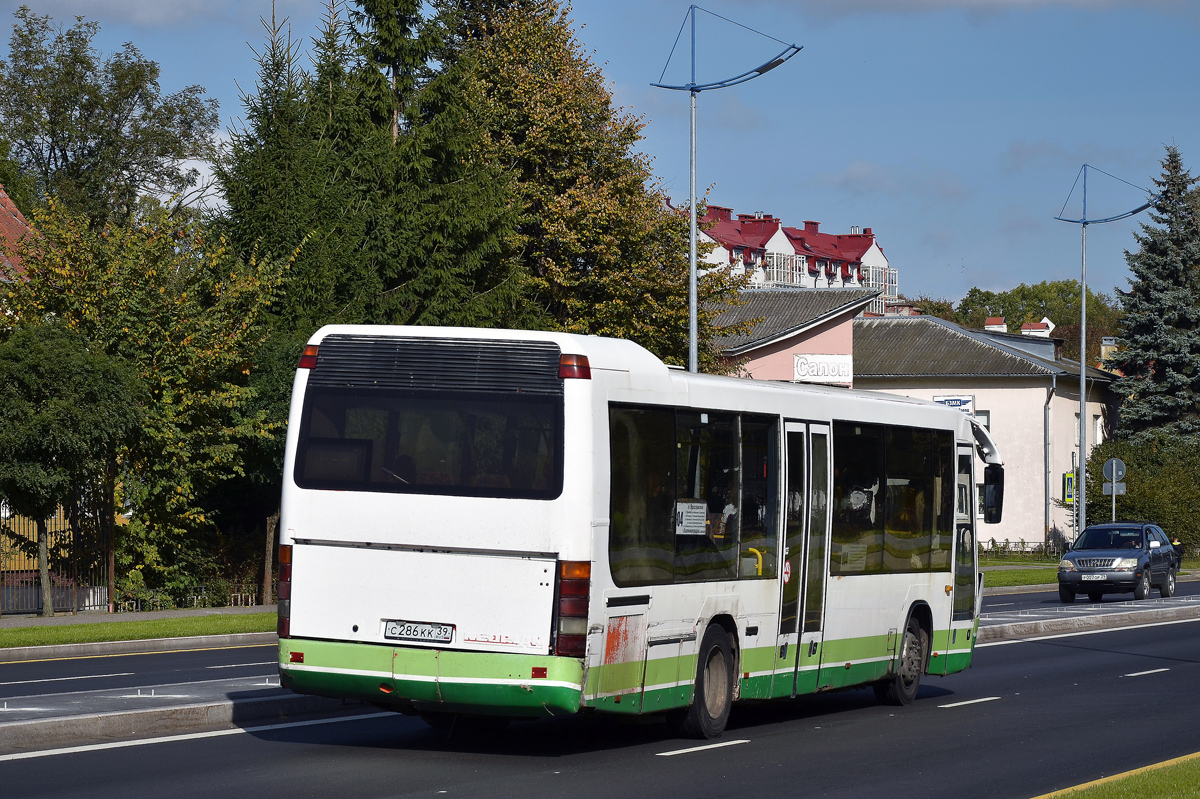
{"left": 853, "top": 316, "right": 1116, "bottom": 550}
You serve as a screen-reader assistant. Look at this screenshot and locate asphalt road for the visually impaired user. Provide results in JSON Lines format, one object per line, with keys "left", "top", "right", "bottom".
{"left": 981, "top": 576, "right": 1200, "bottom": 614}
{"left": 4, "top": 619, "right": 1198, "bottom": 799}
{"left": 0, "top": 644, "right": 277, "bottom": 701}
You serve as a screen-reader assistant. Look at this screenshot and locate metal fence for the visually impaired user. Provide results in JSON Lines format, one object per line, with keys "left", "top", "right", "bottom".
{"left": 1, "top": 507, "right": 110, "bottom": 615}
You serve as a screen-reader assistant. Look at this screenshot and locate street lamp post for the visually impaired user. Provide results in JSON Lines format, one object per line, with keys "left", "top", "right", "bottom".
{"left": 1056, "top": 164, "right": 1155, "bottom": 536}
{"left": 653, "top": 5, "right": 801, "bottom": 373}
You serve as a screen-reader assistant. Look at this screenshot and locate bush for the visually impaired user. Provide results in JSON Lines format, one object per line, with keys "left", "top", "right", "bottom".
{"left": 1086, "top": 433, "right": 1200, "bottom": 551}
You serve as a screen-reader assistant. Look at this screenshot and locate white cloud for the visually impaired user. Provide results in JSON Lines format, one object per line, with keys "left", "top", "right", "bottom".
{"left": 816, "top": 159, "right": 966, "bottom": 202}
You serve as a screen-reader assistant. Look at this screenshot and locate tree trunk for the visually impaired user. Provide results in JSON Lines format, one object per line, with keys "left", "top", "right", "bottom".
{"left": 262, "top": 508, "right": 280, "bottom": 606}
{"left": 37, "top": 517, "right": 55, "bottom": 618}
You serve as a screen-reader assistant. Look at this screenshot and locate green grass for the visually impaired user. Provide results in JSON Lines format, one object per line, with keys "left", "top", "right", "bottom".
{"left": 1045, "top": 753, "right": 1200, "bottom": 798}
{"left": 0, "top": 613, "right": 275, "bottom": 649}
{"left": 982, "top": 568, "right": 1058, "bottom": 588}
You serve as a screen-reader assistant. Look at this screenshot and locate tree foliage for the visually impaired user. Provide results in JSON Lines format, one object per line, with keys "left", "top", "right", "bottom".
{"left": 954, "top": 280, "right": 1121, "bottom": 363}
{"left": 1107, "top": 145, "right": 1200, "bottom": 443}
{"left": 1, "top": 201, "right": 287, "bottom": 585}
{"left": 0, "top": 5, "right": 219, "bottom": 228}
{"left": 461, "top": 0, "right": 743, "bottom": 369}
{"left": 0, "top": 322, "right": 141, "bottom": 614}
{"left": 1086, "top": 434, "right": 1200, "bottom": 556}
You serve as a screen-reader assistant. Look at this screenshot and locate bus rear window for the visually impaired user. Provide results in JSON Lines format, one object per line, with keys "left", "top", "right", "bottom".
{"left": 295, "top": 387, "right": 563, "bottom": 499}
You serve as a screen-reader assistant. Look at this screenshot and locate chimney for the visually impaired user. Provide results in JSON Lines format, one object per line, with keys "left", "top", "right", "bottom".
{"left": 1019, "top": 316, "right": 1055, "bottom": 338}
{"left": 863, "top": 227, "right": 872, "bottom": 236}
{"left": 1100, "top": 336, "right": 1118, "bottom": 362}
{"left": 985, "top": 317, "right": 1007, "bottom": 333}
{"left": 804, "top": 221, "right": 820, "bottom": 233}
{"left": 705, "top": 205, "right": 733, "bottom": 223}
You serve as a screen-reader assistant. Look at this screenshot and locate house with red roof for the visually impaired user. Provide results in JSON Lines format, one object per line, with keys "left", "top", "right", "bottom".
{"left": 699, "top": 205, "right": 897, "bottom": 314}
{"left": 0, "top": 183, "right": 31, "bottom": 280}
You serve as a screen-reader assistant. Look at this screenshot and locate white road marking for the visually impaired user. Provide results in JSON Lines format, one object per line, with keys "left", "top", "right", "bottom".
{"left": 0, "top": 711, "right": 397, "bottom": 761}
{"left": 656, "top": 739, "right": 750, "bottom": 757}
{"left": 1122, "top": 668, "right": 1169, "bottom": 677}
{"left": 986, "top": 603, "right": 1016, "bottom": 607}
{"left": 205, "top": 662, "right": 276, "bottom": 669}
{"left": 977, "top": 616, "right": 1200, "bottom": 647}
{"left": 0, "top": 672, "right": 135, "bottom": 687}
{"left": 939, "top": 697, "right": 1001, "bottom": 708}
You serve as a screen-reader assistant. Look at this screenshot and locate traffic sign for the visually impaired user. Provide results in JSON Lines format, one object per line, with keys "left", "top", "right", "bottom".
{"left": 1103, "top": 458, "right": 1126, "bottom": 482}
{"left": 1102, "top": 481, "right": 1126, "bottom": 496}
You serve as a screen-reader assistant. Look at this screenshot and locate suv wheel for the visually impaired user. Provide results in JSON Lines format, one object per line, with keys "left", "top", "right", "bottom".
{"left": 1058, "top": 585, "right": 1075, "bottom": 604}
{"left": 1134, "top": 570, "right": 1150, "bottom": 600}
{"left": 1161, "top": 568, "right": 1176, "bottom": 598}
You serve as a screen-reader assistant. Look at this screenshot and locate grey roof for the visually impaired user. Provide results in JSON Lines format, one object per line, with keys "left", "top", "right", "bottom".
{"left": 854, "top": 316, "right": 1114, "bottom": 381}
{"left": 714, "top": 288, "right": 881, "bottom": 355}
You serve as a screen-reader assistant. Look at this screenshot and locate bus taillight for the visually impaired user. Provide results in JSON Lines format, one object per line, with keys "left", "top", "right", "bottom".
{"left": 558, "top": 354, "right": 591, "bottom": 379}
{"left": 555, "top": 560, "right": 591, "bottom": 658}
{"left": 277, "top": 544, "right": 292, "bottom": 638}
{"left": 297, "top": 345, "right": 319, "bottom": 370}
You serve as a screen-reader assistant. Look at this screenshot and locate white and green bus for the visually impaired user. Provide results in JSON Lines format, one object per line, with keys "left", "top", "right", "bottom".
{"left": 277, "top": 325, "right": 1004, "bottom": 738}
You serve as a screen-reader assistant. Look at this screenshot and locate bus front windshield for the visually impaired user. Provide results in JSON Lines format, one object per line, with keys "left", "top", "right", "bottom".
{"left": 294, "top": 387, "right": 563, "bottom": 500}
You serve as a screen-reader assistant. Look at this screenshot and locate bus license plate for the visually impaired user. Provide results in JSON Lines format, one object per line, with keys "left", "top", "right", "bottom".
{"left": 1081, "top": 574, "right": 1106, "bottom": 581}
{"left": 384, "top": 619, "right": 455, "bottom": 643}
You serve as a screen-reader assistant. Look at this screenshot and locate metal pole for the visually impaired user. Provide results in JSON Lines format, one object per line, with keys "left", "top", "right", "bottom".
{"left": 1077, "top": 167, "right": 1088, "bottom": 534}
{"left": 688, "top": 6, "right": 698, "bottom": 374}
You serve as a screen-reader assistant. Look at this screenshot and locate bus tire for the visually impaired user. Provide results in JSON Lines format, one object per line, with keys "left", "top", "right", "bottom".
{"left": 675, "top": 624, "right": 734, "bottom": 739}
{"left": 874, "top": 616, "right": 927, "bottom": 706}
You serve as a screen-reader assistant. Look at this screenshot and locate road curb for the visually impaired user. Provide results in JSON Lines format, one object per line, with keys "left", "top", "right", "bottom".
{"left": 0, "top": 632, "right": 277, "bottom": 663}
{"left": 978, "top": 603, "right": 1200, "bottom": 643}
{"left": 0, "top": 692, "right": 358, "bottom": 755}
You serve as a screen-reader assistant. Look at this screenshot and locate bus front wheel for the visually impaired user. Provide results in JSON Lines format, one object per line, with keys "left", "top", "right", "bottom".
{"left": 873, "top": 616, "right": 927, "bottom": 706}
{"left": 674, "top": 624, "right": 734, "bottom": 739}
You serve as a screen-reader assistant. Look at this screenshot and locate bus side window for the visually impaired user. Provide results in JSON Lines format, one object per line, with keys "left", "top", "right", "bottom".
{"left": 675, "top": 411, "right": 738, "bottom": 583}
{"left": 737, "top": 416, "right": 778, "bottom": 579}
{"left": 608, "top": 406, "right": 675, "bottom": 587}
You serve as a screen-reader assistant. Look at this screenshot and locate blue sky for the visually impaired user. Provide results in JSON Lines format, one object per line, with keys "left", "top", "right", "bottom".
{"left": 4, "top": 0, "right": 1198, "bottom": 306}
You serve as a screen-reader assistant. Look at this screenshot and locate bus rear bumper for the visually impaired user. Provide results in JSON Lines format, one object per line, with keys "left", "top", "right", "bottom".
{"left": 278, "top": 638, "right": 584, "bottom": 717}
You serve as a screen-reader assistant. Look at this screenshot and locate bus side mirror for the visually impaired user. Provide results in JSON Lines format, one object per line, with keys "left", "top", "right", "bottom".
{"left": 983, "top": 464, "right": 1004, "bottom": 524}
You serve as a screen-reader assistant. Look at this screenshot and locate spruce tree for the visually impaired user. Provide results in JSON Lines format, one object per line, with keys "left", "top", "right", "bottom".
{"left": 1108, "top": 145, "right": 1200, "bottom": 442}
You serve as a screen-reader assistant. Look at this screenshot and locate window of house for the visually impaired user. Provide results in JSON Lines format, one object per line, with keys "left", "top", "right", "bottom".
{"left": 975, "top": 410, "right": 990, "bottom": 430}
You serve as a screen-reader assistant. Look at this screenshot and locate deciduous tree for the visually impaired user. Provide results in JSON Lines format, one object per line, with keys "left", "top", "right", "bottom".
{"left": 459, "top": 0, "right": 743, "bottom": 369}
{"left": 0, "top": 6, "right": 219, "bottom": 228}
{"left": 0, "top": 323, "right": 141, "bottom": 615}
{"left": 2, "top": 201, "right": 286, "bottom": 588}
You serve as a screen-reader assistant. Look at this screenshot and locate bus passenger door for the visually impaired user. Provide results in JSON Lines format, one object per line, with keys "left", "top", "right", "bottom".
{"left": 943, "top": 445, "right": 978, "bottom": 675}
{"left": 772, "top": 422, "right": 831, "bottom": 698}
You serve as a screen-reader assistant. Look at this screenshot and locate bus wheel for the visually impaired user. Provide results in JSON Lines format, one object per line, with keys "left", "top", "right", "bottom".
{"left": 874, "top": 617, "right": 927, "bottom": 706}
{"left": 675, "top": 624, "right": 734, "bottom": 739}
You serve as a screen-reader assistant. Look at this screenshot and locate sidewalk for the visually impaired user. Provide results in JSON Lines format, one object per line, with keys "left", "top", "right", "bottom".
{"left": 0, "top": 603, "right": 274, "bottom": 630}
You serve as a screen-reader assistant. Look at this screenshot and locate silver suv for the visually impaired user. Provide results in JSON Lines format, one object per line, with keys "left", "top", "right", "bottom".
{"left": 1058, "top": 522, "right": 1180, "bottom": 603}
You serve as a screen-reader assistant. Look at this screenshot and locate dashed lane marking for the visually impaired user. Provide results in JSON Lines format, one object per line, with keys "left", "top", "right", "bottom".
{"left": 656, "top": 739, "right": 750, "bottom": 757}
{"left": 938, "top": 697, "right": 1001, "bottom": 708}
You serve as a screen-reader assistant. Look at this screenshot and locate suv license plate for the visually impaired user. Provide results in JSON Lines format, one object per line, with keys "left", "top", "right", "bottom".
{"left": 1081, "top": 574, "right": 1106, "bottom": 581}
{"left": 384, "top": 620, "right": 455, "bottom": 643}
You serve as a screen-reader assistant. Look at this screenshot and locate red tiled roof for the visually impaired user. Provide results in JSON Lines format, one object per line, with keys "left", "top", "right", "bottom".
{"left": 985, "top": 317, "right": 1005, "bottom": 326}
{"left": 701, "top": 207, "right": 877, "bottom": 270}
{"left": 0, "top": 183, "right": 31, "bottom": 277}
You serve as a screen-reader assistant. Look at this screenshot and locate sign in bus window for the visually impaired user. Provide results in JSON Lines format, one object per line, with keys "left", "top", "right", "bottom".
{"left": 675, "top": 411, "right": 739, "bottom": 582}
